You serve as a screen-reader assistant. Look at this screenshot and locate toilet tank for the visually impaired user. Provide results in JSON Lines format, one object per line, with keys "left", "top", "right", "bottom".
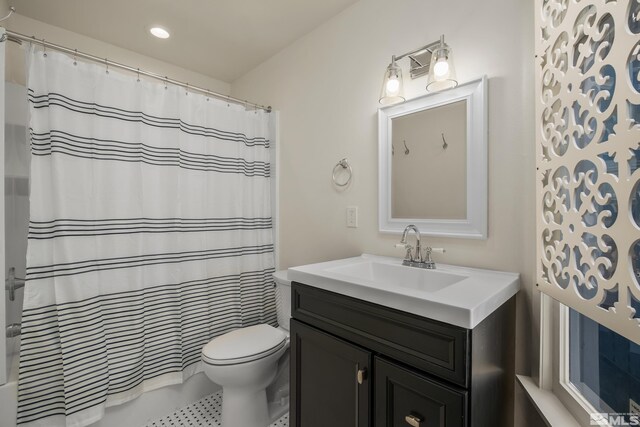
{"left": 273, "top": 270, "right": 291, "bottom": 332}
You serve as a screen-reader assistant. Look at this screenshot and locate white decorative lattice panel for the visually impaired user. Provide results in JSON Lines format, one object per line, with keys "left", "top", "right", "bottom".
{"left": 536, "top": 0, "right": 640, "bottom": 344}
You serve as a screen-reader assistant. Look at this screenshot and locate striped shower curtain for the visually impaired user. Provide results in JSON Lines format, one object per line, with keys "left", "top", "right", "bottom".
{"left": 17, "top": 46, "right": 277, "bottom": 427}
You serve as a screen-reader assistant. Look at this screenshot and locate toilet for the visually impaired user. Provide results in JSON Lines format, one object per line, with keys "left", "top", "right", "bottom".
{"left": 202, "top": 270, "right": 291, "bottom": 427}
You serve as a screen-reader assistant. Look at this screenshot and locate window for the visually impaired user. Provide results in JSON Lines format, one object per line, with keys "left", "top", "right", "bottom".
{"left": 569, "top": 308, "right": 640, "bottom": 421}
{"left": 547, "top": 300, "right": 640, "bottom": 426}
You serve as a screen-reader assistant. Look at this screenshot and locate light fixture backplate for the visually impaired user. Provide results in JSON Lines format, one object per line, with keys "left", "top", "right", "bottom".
{"left": 408, "top": 50, "right": 433, "bottom": 79}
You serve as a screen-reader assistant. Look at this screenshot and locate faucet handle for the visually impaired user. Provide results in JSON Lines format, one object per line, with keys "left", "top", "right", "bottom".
{"left": 422, "top": 247, "right": 445, "bottom": 262}
{"left": 394, "top": 243, "right": 414, "bottom": 263}
{"left": 418, "top": 247, "right": 445, "bottom": 269}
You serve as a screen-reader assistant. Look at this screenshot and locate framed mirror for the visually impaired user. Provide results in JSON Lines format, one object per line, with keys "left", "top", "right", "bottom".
{"left": 378, "top": 77, "right": 487, "bottom": 238}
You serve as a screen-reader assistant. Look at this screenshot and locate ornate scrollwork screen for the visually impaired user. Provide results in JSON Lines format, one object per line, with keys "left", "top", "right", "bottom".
{"left": 536, "top": 0, "right": 640, "bottom": 344}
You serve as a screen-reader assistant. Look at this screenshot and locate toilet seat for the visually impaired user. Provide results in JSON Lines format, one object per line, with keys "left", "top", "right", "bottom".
{"left": 202, "top": 324, "right": 287, "bottom": 366}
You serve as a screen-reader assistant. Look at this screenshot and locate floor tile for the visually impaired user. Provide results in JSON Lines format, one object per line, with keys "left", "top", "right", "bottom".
{"left": 144, "top": 391, "right": 288, "bottom": 427}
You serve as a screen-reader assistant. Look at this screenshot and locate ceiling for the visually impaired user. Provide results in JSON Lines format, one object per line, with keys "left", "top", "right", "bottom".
{"left": 13, "top": 0, "right": 359, "bottom": 83}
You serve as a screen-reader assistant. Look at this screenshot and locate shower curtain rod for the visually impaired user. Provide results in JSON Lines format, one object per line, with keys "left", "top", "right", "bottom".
{"left": 2, "top": 29, "right": 272, "bottom": 113}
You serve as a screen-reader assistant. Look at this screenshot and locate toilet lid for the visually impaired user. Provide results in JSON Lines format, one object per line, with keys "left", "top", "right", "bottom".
{"left": 202, "top": 324, "right": 287, "bottom": 366}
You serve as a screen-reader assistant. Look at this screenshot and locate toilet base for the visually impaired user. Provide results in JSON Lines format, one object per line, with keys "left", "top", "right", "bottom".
{"left": 222, "top": 387, "right": 269, "bottom": 427}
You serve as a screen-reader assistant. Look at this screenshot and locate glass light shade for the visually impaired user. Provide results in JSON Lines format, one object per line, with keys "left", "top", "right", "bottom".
{"left": 426, "top": 44, "right": 458, "bottom": 92}
{"left": 379, "top": 61, "right": 405, "bottom": 105}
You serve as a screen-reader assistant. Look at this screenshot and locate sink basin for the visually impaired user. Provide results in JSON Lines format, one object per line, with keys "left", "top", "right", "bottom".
{"left": 288, "top": 254, "right": 520, "bottom": 329}
{"left": 327, "top": 261, "right": 467, "bottom": 293}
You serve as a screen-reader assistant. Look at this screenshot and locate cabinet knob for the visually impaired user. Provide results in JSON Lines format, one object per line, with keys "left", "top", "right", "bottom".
{"left": 356, "top": 368, "right": 367, "bottom": 385}
{"left": 404, "top": 414, "right": 423, "bottom": 427}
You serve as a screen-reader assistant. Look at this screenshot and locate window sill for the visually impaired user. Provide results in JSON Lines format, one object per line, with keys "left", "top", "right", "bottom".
{"left": 517, "top": 375, "right": 582, "bottom": 427}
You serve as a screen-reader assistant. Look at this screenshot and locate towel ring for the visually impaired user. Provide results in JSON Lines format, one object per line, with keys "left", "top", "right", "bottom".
{"left": 332, "top": 158, "right": 352, "bottom": 187}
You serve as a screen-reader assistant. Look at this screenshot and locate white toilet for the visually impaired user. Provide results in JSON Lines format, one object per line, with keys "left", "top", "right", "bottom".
{"left": 202, "top": 270, "right": 291, "bottom": 427}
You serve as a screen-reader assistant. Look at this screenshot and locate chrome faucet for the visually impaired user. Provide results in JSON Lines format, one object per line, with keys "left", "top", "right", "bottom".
{"left": 395, "top": 224, "right": 445, "bottom": 269}
{"left": 400, "top": 225, "right": 422, "bottom": 264}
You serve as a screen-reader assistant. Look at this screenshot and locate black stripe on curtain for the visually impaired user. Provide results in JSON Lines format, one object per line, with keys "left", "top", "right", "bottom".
{"left": 17, "top": 269, "right": 277, "bottom": 424}
{"left": 25, "top": 244, "right": 275, "bottom": 280}
{"left": 27, "top": 91, "right": 270, "bottom": 147}
{"left": 28, "top": 217, "right": 273, "bottom": 239}
{"left": 30, "top": 130, "right": 271, "bottom": 176}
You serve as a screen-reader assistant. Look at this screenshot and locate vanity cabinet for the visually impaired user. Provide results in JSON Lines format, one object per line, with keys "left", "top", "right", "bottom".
{"left": 290, "top": 282, "right": 515, "bottom": 427}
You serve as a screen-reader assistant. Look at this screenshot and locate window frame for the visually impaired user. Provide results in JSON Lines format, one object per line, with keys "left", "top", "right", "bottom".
{"left": 540, "top": 294, "right": 614, "bottom": 427}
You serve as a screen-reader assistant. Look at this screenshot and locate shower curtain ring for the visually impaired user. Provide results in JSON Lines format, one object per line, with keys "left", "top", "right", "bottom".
{"left": 42, "top": 38, "right": 47, "bottom": 57}
{"left": 73, "top": 49, "right": 77, "bottom": 66}
{"left": 206, "top": 90, "right": 210, "bottom": 101}
{"left": 185, "top": 83, "right": 189, "bottom": 96}
{"left": 164, "top": 77, "right": 168, "bottom": 90}
{"left": 136, "top": 68, "right": 140, "bottom": 82}
{"left": 104, "top": 58, "right": 109, "bottom": 74}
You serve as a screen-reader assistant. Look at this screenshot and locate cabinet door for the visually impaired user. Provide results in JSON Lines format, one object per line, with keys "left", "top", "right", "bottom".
{"left": 375, "top": 357, "right": 467, "bottom": 427}
{"left": 291, "top": 319, "right": 371, "bottom": 427}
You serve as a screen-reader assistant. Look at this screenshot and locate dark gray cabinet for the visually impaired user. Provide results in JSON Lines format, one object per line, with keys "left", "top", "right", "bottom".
{"left": 375, "top": 357, "right": 466, "bottom": 427}
{"left": 290, "top": 319, "right": 371, "bottom": 427}
{"left": 290, "top": 282, "right": 516, "bottom": 427}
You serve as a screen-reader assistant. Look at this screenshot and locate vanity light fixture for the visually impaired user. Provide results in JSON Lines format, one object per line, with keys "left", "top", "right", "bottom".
{"left": 379, "top": 57, "right": 405, "bottom": 105}
{"left": 379, "top": 34, "right": 458, "bottom": 105}
{"left": 426, "top": 36, "right": 457, "bottom": 92}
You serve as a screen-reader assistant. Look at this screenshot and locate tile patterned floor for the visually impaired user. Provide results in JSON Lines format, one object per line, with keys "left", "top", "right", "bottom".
{"left": 144, "top": 391, "right": 288, "bottom": 427}
{"left": 269, "top": 413, "right": 289, "bottom": 427}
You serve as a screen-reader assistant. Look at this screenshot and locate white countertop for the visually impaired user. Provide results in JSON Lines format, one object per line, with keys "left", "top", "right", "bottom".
{"left": 287, "top": 254, "right": 520, "bottom": 329}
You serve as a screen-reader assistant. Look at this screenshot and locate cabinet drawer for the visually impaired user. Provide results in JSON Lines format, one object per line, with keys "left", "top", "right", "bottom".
{"left": 375, "top": 357, "right": 467, "bottom": 427}
{"left": 292, "top": 283, "right": 469, "bottom": 386}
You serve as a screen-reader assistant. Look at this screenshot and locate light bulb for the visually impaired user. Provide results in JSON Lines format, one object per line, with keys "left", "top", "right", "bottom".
{"left": 433, "top": 58, "right": 449, "bottom": 78}
{"left": 386, "top": 77, "right": 400, "bottom": 95}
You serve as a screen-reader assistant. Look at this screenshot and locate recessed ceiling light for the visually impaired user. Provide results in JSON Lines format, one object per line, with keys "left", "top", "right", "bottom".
{"left": 150, "top": 27, "right": 170, "bottom": 39}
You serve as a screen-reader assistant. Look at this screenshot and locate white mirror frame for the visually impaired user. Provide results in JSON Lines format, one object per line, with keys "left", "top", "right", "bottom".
{"left": 378, "top": 76, "right": 488, "bottom": 239}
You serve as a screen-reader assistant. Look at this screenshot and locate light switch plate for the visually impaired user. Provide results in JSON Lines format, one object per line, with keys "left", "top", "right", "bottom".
{"left": 346, "top": 206, "right": 358, "bottom": 228}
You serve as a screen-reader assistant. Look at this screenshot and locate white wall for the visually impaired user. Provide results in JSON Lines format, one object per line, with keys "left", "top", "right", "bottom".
{"left": 2, "top": 13, "right": 230, "bottom": 93}
{"left": 231, "top": 0, "right": 539, "bottom": 424}
{"left": 0, "top": 0, "right": 9, "bottom": 21}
